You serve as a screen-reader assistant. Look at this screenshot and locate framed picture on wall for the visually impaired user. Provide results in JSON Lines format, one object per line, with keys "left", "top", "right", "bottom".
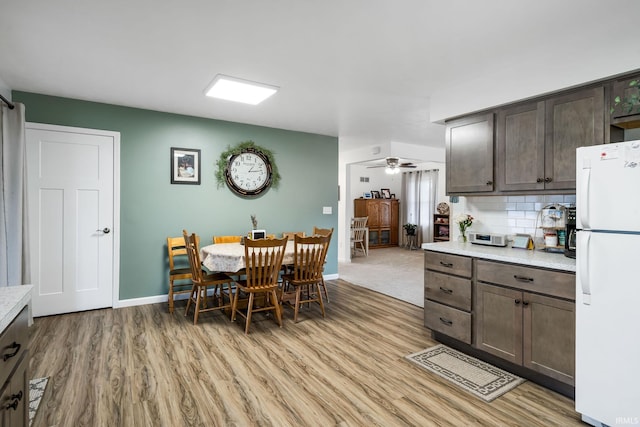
{"left": 371, "top": 190, "right": 381, "bottom": 199}
{"left": 381, "top": 188, "right": 391, "bottom": 199}
{"left": 171, "top": 147, "right": 201, "bottom": 185}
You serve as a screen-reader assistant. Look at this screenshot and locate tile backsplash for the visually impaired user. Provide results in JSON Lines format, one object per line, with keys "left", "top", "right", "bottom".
{"left": 451, "top": 194, "right": 575, "bottom": 244}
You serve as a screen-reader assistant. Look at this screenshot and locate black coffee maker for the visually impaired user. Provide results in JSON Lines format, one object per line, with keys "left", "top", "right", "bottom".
{"left": 564, "top": 207, "right": 576, "bottom": 258}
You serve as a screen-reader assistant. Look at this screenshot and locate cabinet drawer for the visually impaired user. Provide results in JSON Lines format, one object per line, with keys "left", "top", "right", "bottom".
{"left": 476, "top": 260, "right": 575, "bottom": 300}
{"left": 425, "top": 251, "right": 472, "bottom": 278}
{"left": 0, "top": 306, "right": 28, "bottom": 387}
{"left": 425, "top": 270, "right": 471, "bottom": 311}
{"left": 424, "top": 300, "right": 471, "bottom": 344}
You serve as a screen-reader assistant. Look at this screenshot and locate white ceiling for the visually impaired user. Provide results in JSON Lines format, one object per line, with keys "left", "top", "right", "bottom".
{"left": 2, "top": 0, "right": 640, "bottom": 155}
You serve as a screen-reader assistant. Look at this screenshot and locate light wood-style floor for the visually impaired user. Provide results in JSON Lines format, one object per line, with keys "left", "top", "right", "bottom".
{"left": 29, "top": 280, "right": 582, "bottom": 427}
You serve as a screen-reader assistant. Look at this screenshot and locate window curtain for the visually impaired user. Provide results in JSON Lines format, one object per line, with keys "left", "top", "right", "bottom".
{"left": 400, "top": 169, "right": 438, "bottom": 246}
{"left": 0, "top": 102, "right": 30, "bottom": 287}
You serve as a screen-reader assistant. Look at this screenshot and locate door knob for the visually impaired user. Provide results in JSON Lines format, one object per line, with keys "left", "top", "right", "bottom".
{"left": 97, "top": 228, "right": 111, "bottom": 234}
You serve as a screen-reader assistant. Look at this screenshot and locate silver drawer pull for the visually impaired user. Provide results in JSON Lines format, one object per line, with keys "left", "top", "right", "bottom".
{"left": 439, "top": 261, "right": 453, "bottom": 268}
{"left": 514, "top": 275, "right": 534, "bottom": 282}
{"left": 439, "top": 287, "right": 453, "bottom": 294}
{"left": 2, "top": 341, "right": 20, "bottom": 362}
{"left": 439, "top": 317, "right": 453, "bottom": 326}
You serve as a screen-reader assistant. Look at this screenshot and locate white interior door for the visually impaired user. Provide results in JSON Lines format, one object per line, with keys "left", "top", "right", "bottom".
{"left": 26, "top": 123, "right": 119, "bottom": 316}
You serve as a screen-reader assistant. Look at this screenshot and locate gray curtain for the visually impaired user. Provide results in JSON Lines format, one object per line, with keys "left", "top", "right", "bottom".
{"left": 0, "top": 102, "right": 30, "bottom": 286}
{"left": 400, "top": 169, "right": 438, "bottom": 246}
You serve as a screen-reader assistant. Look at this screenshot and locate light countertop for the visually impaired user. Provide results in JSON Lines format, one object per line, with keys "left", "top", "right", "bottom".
{"left": 421, "top": 241, "right": 576, "bottom": 272}
{"left": 0, "top": 285, "right": 33, "bottom": 334}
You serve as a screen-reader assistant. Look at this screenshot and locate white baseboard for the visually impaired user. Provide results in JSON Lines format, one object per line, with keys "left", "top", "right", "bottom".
{"left": 115, "top": 274, "right": 338, "bottom": 308}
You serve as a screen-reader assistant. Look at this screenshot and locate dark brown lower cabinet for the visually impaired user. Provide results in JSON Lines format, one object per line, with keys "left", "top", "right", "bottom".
{"left": 474, "top": 282, "right": 575, "bottom": 385}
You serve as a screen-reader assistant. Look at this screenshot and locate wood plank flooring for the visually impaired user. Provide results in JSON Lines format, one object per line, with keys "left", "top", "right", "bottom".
{"left": 29, "top": 280, "right": 582, "bottom": 426}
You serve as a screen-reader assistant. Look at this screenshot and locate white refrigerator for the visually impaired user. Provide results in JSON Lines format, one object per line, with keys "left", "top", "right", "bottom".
{"left": 576, "top": 140, "right": 640, "bottom": 426}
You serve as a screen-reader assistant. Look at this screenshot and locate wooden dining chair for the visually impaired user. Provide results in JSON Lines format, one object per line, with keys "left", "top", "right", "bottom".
{"left": 282, "top": 231, "right": 306, "bottom": 241}
{"left": 280, "top": 234, "right": 330, "bottom": 322}
{"left": 167, "top": 234, "right": 201, "bottom": 314}
{"left": 183, "top": 230, "right": 235, "bottom": 325}
{"left": 231, "top": 237, "right": 288, "bottom": 334}
{"left": 213, "top": 235, "right": 242, "bottom": 244}
{"left": 350, "top": 216, "right": 368, "bottom": 257}
{"left": 313, "top": 226, "right": 333, "bottom": 237}
{"left": 311, "top": 227, "right": 333, "bottom": 302}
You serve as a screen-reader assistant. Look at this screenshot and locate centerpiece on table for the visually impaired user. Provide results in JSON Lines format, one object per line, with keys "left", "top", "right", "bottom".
{"left": 455, "top": 213, "right": 474, "bottom": 243}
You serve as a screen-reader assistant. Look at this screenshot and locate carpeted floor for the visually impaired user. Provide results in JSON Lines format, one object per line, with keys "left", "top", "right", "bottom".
{"left": 339, "top": 246, "right": 424, "bottom": 307}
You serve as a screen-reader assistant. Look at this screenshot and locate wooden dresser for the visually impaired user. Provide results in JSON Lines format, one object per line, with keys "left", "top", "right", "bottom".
{"left": 354, "top": 198, "right": 399, "bottom": 248}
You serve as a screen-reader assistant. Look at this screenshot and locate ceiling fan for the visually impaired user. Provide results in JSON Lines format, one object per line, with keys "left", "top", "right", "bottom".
{"left": 367, "top": 157, "right": 417, "bottom": 174}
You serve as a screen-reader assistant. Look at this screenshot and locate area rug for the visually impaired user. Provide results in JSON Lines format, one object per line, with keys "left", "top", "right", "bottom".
{"left": 405, "top": 344, "right": 525, "bottom": 402}
{"left": 29, "top": 377, "right": 48, "bottom": 426}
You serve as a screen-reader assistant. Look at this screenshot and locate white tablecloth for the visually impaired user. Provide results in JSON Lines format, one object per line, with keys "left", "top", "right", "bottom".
{"left": 200, "top": 241, "right": 295, "bottom": 273}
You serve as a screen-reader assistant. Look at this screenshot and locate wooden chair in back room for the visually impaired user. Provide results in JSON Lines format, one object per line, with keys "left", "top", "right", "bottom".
{"left": 350, "top": 216, "right": 368, "bottom": 257}
{"left": 231, "top": 237, "right": 288, "bottom": 334}
{"left": 183, "top": 230, "right": 235, "bottom": 325}
{"left": 167, "top": 234, "right": 200, "bottom": 314}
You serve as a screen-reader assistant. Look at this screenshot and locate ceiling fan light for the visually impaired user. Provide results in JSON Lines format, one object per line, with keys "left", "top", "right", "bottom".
{"left": 385, "top": 166, "right": 400, "bottom": 174}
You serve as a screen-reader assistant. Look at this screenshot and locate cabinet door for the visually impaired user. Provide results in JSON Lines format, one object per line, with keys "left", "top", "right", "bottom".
{"left": 0, "top": 356, "right": 29, "bottom": 427}
{"left": 367, "top": 201, "right": 381, "bottom": 228}
{"left": 446, "top": 113, "right": 495, "bottom": 194}
{"left": 389, "top": 200, "right": 399, "bottom": 245}
{"left": 474, "top": 283, "right": 522, "bottom": 365}
{"left": 523, "top": 293, "right": 575, "bottom": 385}
{"left": 379, "top": 200, "right": 391, "bottom": 227}
{"left": 545, "top": 86, "right": 604, "bottom": 190}
{"left": 496, "top": 101, "right": 546, "bottom": 191}
{"left": 611, "top": 74, "right": 640, "bottom": 120}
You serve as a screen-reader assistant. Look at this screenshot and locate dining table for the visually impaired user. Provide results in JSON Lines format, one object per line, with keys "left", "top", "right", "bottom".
{"left": 200, "top": 241, "right": 296, "bottom": 274}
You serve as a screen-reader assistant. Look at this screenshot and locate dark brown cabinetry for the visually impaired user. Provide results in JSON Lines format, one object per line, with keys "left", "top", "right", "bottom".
{"left": 0, "top": 307, "right": 30, "bottom": 427}
{"left": 445, "top": 113, "right": 494, "bottom": 194}
{"left": 354, "top": 198, "right": 399, "bottom": 248}
{"left": 495, "top": 87, "right": 604, "bottom": 192}
{"left": 424, "top": 252, "right": 472, "bottom": 344}
{"left": 544, "top": 87, "right": 604, "bottom": 190}
{"left": 432, "top": 214, "right": 450, "bottom": 242}
{"left": 610, "top": 74, "right": 640, "bottom": 126}
{"left": 496, "top": 101, "right": 546, "bottom": 191}
{"left": 474, "top": 260, "right": 575, "bottom": 385}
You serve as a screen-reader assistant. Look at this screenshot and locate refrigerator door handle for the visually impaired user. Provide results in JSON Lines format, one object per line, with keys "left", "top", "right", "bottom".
{"left": 579, "top": 165, "right": 591, "bottom": 230}
{"left": 579, "top": 231, "right": 591, "bottom": 305}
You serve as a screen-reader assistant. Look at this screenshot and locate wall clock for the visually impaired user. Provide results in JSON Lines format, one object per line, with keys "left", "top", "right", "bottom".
{"left": 224, "top": 147, "right": 273, "bottom": 196}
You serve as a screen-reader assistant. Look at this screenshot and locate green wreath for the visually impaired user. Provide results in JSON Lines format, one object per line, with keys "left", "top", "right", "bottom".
{"left": 215, "top": 140, "right": 281, "bottom": 189}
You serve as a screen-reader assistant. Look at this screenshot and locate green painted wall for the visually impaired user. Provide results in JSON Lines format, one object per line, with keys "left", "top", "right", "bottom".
{"left": 14, "top": 92, "right": 338, "bottom": 301}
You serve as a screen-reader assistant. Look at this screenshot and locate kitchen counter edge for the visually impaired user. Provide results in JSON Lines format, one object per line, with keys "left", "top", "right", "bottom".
{"left": 422, "top": 242, "right": 576, "bottom": 273}
{"left": 0, "top": 285, "right": 33, "bottom": 334}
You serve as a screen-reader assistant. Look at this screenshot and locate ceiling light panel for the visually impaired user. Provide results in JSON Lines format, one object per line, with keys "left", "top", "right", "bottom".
{"left": 205, "top": 74, "right": 278, "bottom": 105}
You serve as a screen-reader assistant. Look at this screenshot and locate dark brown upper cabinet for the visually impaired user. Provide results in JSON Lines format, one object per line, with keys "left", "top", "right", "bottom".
{"left": 445, "top": 113, "right": 495, "bottom": 194}
{"left": 496, "top": 101, "right": 546, "bottom": 192}
{"left": 495, "top": 87, "right": 604, "bottom": 193}
{"left": 544, "top": 86, "right": 604, "bottom": 190}
{"left": 610, "top": 73, "right": 640, "bottom": 129}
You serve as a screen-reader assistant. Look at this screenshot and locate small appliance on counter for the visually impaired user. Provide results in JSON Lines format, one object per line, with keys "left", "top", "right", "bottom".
{"left": 564, "top": 207, "right": 576, "bottom": 258}
{"left": 467, "top": 232, "right": 508, "bottom": 247}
